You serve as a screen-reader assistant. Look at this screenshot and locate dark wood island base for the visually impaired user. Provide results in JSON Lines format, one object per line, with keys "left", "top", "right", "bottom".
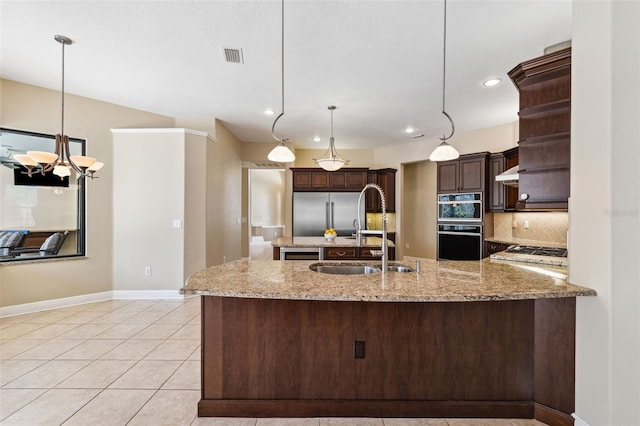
{"left": 199, "top": 296, "right": 576, "bottom": 426}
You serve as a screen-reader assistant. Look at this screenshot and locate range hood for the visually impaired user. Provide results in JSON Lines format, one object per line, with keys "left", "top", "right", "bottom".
{"left": 495, "top": 165, "right": 519, "bottom": 187}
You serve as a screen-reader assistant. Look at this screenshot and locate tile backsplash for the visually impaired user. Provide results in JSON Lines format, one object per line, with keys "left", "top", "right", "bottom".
{"left": 493, "top": 212, "right": 568, "bottom": 245}
{"left": 366, "top": 212, "right": 396, "bottom": 233}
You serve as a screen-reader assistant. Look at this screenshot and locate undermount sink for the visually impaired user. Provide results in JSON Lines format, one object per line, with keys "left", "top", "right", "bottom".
{"left": 387, "top": 264, "right": 414, "bottom": 273}
{"left": 310, "top": 264, "right": 381, "bottom": 275}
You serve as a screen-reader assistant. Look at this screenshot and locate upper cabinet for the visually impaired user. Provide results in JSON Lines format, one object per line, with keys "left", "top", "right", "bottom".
{"left": 437, "top": 152, "right": 488, "bottom": 194}
{"left": 292, "top": 168, "right": 368, "bottom": 192}
{"left": 366, "top": 168, "right": 397, "bottom": 213}
{"left": 488, "top": 147, "right": 518, "bottom": 212}
{"left": 508, "top": 47, "right": 571, "bottom": 210}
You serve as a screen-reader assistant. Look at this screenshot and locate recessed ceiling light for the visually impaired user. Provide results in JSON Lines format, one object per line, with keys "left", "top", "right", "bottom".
{"left": 483, "top": 78, "right": 502, "bottom": 87}
{"left": 264, "top": 109, "right": 275, "bottom": 116}
{"left": 404, "top": 127, "right": 415, "bottom": 134}
{"left": 312, "top": 136, "right": 321, "bottom": 142}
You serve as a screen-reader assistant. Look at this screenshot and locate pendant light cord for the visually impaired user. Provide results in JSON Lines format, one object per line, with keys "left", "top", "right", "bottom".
{"left": 61, "top": 37, "right": 65, "bottom": 136}
{"left": 271, "top": 0, "right": 287, "bottom": 143}
{"left": 440, "top": 0, "right": 455, "bottom": 142}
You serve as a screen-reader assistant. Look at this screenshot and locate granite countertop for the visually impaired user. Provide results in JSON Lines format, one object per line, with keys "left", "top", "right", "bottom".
{"left": 184, "top": 258, "right": 596, "bottom": 302}
{"left": 272, "top": 236, "right": 395, "bottom": 248}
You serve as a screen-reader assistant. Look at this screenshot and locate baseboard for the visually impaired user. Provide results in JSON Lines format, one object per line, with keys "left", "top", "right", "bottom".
{"left": 572, "top": 412, "right": 590, "bottom": 426}
{"left": 0, "top": 291, "right": 113, "bottom": 318}
{"left": 535, "top": 402, "right": 575, "bottom": 426}
{"left": 112, "top": 290, "right": 184, "bottom": 300}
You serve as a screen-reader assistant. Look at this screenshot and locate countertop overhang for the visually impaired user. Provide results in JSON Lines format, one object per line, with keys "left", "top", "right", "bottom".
{"left": 184, "top": 258, "right": 596, "bottom": 303}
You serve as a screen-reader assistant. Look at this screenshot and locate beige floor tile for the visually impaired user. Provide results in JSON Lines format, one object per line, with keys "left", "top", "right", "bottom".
{"left": 509, "top": 420, "right": 548, "bottom": 426}
{"left": 319, "top": 419, "right": 383, "bottom": 426}
{"left": 257, "top": 419, "right": 320, "bottom": 426}
{"left": 169, "top": 323, "right": 201, "bottom": 339}
{"left": 127, "top": 389, "right": 200, "bottom": 425}
{"left": 132, "top": 323, "right": 182, "bottom": 339}
{"left": 89, "top": 310, "right": 138, "bottom": 323}
{"left": 0, "top": 388, "right": 101, "bottom": 425}
{"left": 100, "top": 339, "right": 163, "bottom": 360}
{"left": 162, "top": 360, "right": 200, "bottom": 390}
{"left": 13, "top": 339, "right": 83, "bottom": 360}
{"left": 0, "top": 313, "right": 41, "bottom": 325}
{"left": 192, "top": 418, "right": 257, "bottom": 425}
{"left": 0, "top": 339, "right": 47, "bottom": 360}
{"left": 56, "top": 310, "right": 111, "bottom": 324}
{"left": 383, "top": 420, "right": 449, "bottom": 426}
{"left": 63, "top": 388, "right": 155, "bottom": 426}
{"left": 189, "top": 314, "right": 202, "bottom": 325}
{"left": 447, "top": 420, "right": 514, "bottom": 426}
{"left": 0, "top": 323, "right": 46, "bottom": 339}
{"left": 145, "top": 301, "right": 184, "bottom": 312}
{"left": 93, "top": 323, "right": 148, "bottom": 339}
{"left": 109, "top": 360, "right": 182, "bottom": 389}
{"left": 3, "top": 359, "right": 91, "bottom": 388}
{"left": 144, "top": 339, "right": 200, "bottom": 360}
{"left": 188, "top": 345, "right": 201, "bottom": 361}
{"left": 21, "top": 310, "right": 77, "bottom": 323}
{"left": 19, "top": 323, "right": 81, "bottom": 339}
{"left": 155, "top": 310, "right": 199, "bottom": 325}
{"left": 122, "top": 310, "right": 169, "bottom": 325}
{"left": 56, "top": 359, "right": 136, "bottom": 388}
{"left": 57, "top": 323, "right": 115, "bottom": 339}
{"left": 56, "top": 339, "right": 125, "bottom": 359}
{"left": 0, "top": 388, "right": 47, "bottom": 421}
{"left": 0, "top": 359, "right": 47, "bottom": 386}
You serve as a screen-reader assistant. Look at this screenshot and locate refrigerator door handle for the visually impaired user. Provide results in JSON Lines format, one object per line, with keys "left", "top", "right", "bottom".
{"left": 330, "top": 202, "right": 335, "bottom": 229}
{"left": 326, "top": 202, "right": 331, "bottom": 231}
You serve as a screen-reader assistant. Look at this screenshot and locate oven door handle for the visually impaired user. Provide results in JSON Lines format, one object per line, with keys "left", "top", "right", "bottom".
{"left": 438, "top": 231, "right": 481, "bottom": 237}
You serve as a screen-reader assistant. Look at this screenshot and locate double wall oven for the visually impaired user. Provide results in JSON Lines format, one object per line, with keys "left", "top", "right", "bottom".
{"left": 437, "top": 193, "right": 483, "bottom": 261}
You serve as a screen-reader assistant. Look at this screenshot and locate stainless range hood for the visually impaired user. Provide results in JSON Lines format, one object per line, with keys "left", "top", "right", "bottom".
{"left": 495, "top": 165, "right": 519, "bottom": 187}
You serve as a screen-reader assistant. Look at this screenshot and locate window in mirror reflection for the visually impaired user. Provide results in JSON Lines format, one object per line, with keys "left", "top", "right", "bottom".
{"left": 0, "top": 128, "right": 86, "bottom": 261}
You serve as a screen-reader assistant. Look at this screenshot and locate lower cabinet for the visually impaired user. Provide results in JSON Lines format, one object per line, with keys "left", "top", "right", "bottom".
{"left": 484, "top": 241, "right": 511, "bottom": 257}
{"left": 324, "top": 246, "right": 395, "bottom": 260}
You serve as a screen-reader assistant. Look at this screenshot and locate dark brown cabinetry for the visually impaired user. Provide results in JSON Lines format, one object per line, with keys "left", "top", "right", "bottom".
{"left": 508, "top": 47, "right": 571, "bottom": 210}
{"left": 366, "top": 168, "right": 396, "bottom": 212}
{"left": 484, "top": 240, "right": 511, "bottom": 257}
{"left": 437, "top": 153, "right": 488, "bottom": 193}
{"left": 323, "top": 246, "right": 395, "bottom": 260}
{"left": 292, "top": 168, "right": 368, "bottom": 192}
{"left": 488, "top": 147, "right": 518, "bottom": 212}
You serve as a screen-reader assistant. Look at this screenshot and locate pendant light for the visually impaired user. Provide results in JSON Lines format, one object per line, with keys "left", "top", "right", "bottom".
{"left": 429, "top": 0, "right": 460, "bottom": 162}
{"left": 314, "top": 105, "right": 350, "bottom": 171}
{"left": 267, "top": 0, "right": 295, "bottom": 163}
{"left": 14, "top": 35, "right": 104, "bottom": 179}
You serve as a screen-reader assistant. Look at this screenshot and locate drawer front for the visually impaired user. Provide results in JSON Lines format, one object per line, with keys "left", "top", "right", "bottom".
{"left": 324, "top": 247, "right": 358, "bottom": 259}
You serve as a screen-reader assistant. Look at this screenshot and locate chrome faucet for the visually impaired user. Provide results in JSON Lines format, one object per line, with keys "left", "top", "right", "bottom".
{"left": 356, "top": 183, "right": 388, "bottom": 272}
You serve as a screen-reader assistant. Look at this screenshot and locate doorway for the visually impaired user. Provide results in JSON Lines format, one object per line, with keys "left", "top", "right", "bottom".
{"left": 247, "top": 168, "right": 286, "bottom": 260}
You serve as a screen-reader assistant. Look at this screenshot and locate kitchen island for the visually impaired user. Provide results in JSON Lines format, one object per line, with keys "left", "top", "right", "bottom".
{"left": 184, "top": 258, "right": 595, "bottom": 425}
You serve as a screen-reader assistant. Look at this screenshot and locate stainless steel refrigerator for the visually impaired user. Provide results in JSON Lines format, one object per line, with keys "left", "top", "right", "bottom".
{"left": 293, "top": 192, "right": 364, "bottom": 237}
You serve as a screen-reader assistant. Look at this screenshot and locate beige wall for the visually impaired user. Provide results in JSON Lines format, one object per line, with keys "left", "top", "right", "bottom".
{"left": 401, "top": 161, "right": 437, "bottom": 259}
{"left": 0, "top": 79, "right": 174, "bottom": 307}
{"left": 571, "top": 1, "right": 640, "bottom": 424}
{"left": 250, "top": 169, "right": 286, "bottom": 228}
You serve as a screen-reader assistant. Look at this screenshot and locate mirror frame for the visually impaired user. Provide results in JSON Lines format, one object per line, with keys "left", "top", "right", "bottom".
{"left": 0, "top": 127, "right": 86, "bottom": 262}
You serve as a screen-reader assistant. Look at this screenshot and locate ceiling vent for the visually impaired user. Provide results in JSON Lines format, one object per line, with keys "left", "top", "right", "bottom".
{"left": 241, "top": 161, "right": 285, "bottom": 169}
{"left": 223, "top": 48, "right": 244, "bottom": 64}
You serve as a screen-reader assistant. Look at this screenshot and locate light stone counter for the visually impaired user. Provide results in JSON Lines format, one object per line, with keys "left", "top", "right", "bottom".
{"left": 271, "top": 236, "right": 395, "bottom": 248}
{"left": 184, "top": 258, "right": 596, "bottom": 302}
{"left": 484, "top": 236, "right": 566, "bottom": 249}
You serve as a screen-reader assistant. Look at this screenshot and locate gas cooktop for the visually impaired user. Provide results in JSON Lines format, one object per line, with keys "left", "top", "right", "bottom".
{"left": 504, "top": 245, "right": 567, "bottom": 258}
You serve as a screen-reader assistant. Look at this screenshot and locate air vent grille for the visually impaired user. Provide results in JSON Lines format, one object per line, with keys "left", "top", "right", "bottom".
{"left": 241, "top": 161, "right": 285, "bottom": 169}
{"left": 223, "top": 48, "right": 244, "bottom": 64}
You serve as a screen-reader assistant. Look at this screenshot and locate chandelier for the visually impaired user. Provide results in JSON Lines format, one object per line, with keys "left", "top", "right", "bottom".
{"left": 314, "top": 105, "right": 350, "bottom": 171}
{"left": 428, "top": 0, "right": 460, "bottom": 162}
{"left": 14, "top": 35, "right": 104, "bottom": 179}
{"left": 267, "top": 0, "right": 296, "bottom": 163}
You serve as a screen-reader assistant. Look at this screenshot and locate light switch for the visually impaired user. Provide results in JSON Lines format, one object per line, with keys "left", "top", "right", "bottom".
{"left": 172, "top": 219, "right": 182, "bottom": 229}
{"left": 524, "top": 220, "right": 530, "bottom": 229}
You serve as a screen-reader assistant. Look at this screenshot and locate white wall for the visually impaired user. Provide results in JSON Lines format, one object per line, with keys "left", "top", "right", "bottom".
{"left": 571, "top": 1, "right": 640, "bottom": 424}
{"left": 250, "top": 169, "right": 286, "bottom": 227}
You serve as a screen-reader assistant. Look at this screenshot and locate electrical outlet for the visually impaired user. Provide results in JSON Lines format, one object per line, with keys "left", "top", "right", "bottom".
{"left": 172, "top": 219, "right": 182, "bottom": 229}
{"left": 144, "top": 267, "right": 151, "bottom": 276}
{"left": 405, "top": 243, "right": 410, "bottom": 249}
{"left": 512, "top": 220, "right": 518, "bottom": 228}
{"left": 524, "top": 220, "right": 530, "bottom": 229}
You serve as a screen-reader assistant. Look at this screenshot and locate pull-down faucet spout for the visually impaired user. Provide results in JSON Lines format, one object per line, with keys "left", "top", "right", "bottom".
{"left": 356, "top": 183, "right": 388, "bottom": 272}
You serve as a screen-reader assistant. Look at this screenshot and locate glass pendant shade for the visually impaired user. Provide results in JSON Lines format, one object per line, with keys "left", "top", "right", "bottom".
{"left": 316, "top": 157, "right": 347, "bottom": 172}
{"left": 88, "top": 161, "right": 104, "bottom": 172}
{"left": 13, "top": 154, "right": 39, "bottom": 167}
{"left": 429, "top": 141, "right": 459, "bottom": 162}
{"left": 70, "top": 155, "right": 97, "bottom": 168}
{"left": 53, "top": 164, "right": 71, "bottom": 177}
{"left": 268, "top": 141, "right": 296, "bottom": 163}
{"left": 27, "top": 150, "right": 59, "bottom": 164}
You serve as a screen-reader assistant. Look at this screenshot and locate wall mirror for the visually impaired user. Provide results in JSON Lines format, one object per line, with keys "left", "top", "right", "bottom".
{"left": 0, "top": 128, "right": 86, "bottom": 262}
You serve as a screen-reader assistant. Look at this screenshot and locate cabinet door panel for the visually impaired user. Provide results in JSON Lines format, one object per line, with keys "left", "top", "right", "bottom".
{"left": 437, "top": 162, "right": 459, "bottom": 193}
{"left": 488, "top": 155, "right": 505, "bottom": 212}
{"left": 518, "top": 169, "right": 569, "bottom": 208}
{"left": 459, "top": 157, "right": 485, "bottom": 192}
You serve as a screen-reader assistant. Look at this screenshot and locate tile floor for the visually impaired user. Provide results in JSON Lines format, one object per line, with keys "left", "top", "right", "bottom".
{"left": 1, "top": 295, "right": 548, "bottom": 426}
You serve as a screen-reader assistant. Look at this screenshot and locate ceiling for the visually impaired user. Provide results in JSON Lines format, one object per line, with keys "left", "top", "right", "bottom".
{"left": 0, "top": 1, "right": 572, "bottom": 150}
